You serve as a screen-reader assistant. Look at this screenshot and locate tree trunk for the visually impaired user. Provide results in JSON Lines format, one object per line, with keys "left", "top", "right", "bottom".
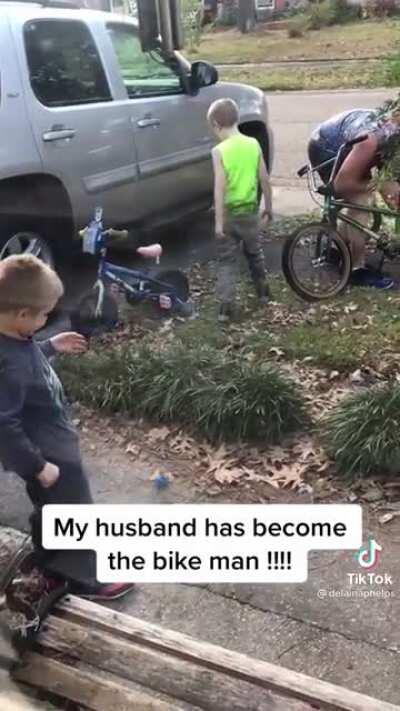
{"left": 238, "top": 0, "right": 256, "bottom": 32}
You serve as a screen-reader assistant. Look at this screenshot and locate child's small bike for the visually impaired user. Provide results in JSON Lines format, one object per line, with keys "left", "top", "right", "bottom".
{"left": 71, "top": 208, "right": 192, "bottom": 336}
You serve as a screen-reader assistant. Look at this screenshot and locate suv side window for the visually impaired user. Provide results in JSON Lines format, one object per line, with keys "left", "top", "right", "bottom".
{"left": 24, "top": 20, "right": 111, "bottom": 107}
{"left": 107, "top": 24, "right": 182, "bottom": 99}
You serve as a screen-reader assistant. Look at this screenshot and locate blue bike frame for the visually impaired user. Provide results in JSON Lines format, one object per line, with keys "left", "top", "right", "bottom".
{"left": 82, "top": 208, "right": 186, "bottom": 316}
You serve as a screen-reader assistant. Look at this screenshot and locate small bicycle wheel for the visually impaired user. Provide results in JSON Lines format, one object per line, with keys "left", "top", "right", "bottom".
{"left": 282, "top": 222, "right": 351, "bottom": 301}
{"left": 153, "top": 270, "right": 190, "bottom": 302}
{"left": 70, "top": 288, "right": 119, "bottom": 337}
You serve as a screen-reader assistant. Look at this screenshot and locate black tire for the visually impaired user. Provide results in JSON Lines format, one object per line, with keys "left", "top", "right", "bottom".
{"left": 155, "top": 270, "right": 190, "bottom": 301}
{"left": 282, "top": 222, "right": 352, "bottom": 301}
{"left": 0, "top": 231, "right": 54, "bottom": 269}
{"left": 70, "top": 288, "right": 119, "bottom": 337}
{"left": 125, "top": 269, "right": 190, "bottom": 310}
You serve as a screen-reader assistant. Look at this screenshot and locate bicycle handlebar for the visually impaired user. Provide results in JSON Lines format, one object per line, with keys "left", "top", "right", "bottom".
{"left": 78, "top": 226, "right": 129, "bottom": 239}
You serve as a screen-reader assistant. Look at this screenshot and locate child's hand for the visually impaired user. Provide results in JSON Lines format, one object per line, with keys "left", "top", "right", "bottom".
{"left": 50, "top": 332, "right": 87, "bottom": 355}
{"left": 37, "top": 462, "right": 60, "bottom": 489}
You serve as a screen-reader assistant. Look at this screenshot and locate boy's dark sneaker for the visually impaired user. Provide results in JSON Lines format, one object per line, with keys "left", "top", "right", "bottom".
{"left": 218, "top": 303, "right": 235, "bottom": 323}
{"left": 350, "top": 267, "right": 394, "bottom": 290}
{"left": 254, "top": 279, "right": 272, "bottom": 303}
{"left": 76, "top": 582, "right": 135, "bottom": 601}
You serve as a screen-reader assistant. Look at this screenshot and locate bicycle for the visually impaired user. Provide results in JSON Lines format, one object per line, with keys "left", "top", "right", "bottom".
{"left": 70, "top": 208, "right": 192, "bottom": 336}
{"left": 282, "top": 135, "right": 400, "bottom": 301}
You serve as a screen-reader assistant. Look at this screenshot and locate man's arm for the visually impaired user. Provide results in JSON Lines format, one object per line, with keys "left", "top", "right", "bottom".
{"left": 334, "top": 135, "right": 378, "bottom": 197}
{"left": 0, "top": 366, "right": 46, "bottom": 481}
{"left": 258, "top": 152, "right": 273, "bottom": 219}
{"left": 212, "top": 147, "right": 226, "bottom": 237}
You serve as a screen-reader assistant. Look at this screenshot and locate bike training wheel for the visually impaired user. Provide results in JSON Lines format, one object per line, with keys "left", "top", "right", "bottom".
{"left": 282, "top": 222, "right": 352, "bottom": 301}
{"left": 70, "top": 288, "right": 119, "bottom": 337}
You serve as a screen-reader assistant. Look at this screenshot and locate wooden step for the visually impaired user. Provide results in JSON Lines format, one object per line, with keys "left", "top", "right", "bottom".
{"left": 12, "top": 594, "right": 400, "bottom": 711}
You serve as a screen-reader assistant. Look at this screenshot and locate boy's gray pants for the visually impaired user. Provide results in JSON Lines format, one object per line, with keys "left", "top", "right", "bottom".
{"left": 216, "top": 213, "right": 266, "bottom": 304}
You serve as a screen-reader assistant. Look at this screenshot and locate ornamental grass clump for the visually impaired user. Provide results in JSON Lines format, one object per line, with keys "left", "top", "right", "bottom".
{"left": 59, "top": 342, "right": 308, "bottom": 444}
{"left": 322, "top": 384, "right": 400, "bottom": 477}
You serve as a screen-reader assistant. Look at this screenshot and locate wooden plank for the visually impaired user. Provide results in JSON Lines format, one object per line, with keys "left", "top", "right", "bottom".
{"left": 57, "top": 595, "right": 400, "bottom": 711}
{"left": 38, "top": 615, "right": 310, "bottom": 711}
{"left": 13, "top": 652, "right": 187, "bottom": 711}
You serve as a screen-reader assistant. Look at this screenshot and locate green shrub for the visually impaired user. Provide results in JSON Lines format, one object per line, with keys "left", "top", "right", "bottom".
{"left": 307, "top": 1, "right": 336, "bottom": 29}
{"left": 303, "top": 0, "right": 357, "bottom": 29}
{"left": 288, "top": 16, "right": 308, "bottom": 37}
{"left": 330, "top": 0, "right": 359, "bottom": 22}
{"left": 364, "top": 0, "right": 396, "bottom": 18}
{"left": 59, "top": 343, "right": 308, "bottom": 444}
{"left": 321, "top": 384, "right": 400, "bottom": 477}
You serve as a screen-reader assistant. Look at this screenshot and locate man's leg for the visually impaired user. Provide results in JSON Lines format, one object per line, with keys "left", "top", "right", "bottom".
{"left": 339, "top": 191, "right": 372, "bottom": 269}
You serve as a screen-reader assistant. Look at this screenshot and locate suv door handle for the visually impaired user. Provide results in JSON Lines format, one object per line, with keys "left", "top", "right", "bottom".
{"left": 42, "top": 128, "right": 76, "bottom": 142}
{"left": 137, "top": 118, "right": 161, "bottom": 128}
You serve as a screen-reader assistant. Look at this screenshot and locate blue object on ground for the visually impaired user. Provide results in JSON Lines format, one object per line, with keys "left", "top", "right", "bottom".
{"left": 154, "top": 474, "right": 170, "bottom": 490}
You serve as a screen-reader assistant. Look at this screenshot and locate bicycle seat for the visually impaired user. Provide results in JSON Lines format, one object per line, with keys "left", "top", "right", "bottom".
{"left": 137, "top": 244, "right": 163, "bottom": 260}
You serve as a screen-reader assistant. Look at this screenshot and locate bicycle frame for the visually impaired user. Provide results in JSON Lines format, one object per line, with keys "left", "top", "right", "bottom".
{"left": 306, "top": 152, "right": 400, "bottom": 245}
{"left": 82, "top": 209, "right": 184, "bottom": 317}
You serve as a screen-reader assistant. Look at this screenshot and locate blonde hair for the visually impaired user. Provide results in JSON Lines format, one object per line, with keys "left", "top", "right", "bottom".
{"left": 207, "top": 98, "right": 239, "bottom": 129}
{"left": 0, "top": 255, "right": 63, "bottom": 314}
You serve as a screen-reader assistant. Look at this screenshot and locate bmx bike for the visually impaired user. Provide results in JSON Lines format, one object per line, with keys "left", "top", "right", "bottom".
{"left": 282, "top": 135, "right": 400, "bottom": 301}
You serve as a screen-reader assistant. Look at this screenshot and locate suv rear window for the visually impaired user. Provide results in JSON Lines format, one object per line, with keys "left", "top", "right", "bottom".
{"left": 24, "top": 19, "right": 111, "bottom": 107}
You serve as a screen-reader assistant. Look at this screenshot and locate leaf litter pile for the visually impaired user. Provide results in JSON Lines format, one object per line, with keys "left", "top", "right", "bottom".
{"left": 62, "top": 233, "right": 400, "bottom": 507}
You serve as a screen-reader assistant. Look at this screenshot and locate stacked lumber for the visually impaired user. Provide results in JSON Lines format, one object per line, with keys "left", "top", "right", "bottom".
{"left": 12, "top": 595, "right": 400, "bottom": 711}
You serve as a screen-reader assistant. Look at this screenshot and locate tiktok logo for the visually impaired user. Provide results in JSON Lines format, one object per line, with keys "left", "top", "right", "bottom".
{"left": 354, "top": 537, "right": 382, "bottom": 571}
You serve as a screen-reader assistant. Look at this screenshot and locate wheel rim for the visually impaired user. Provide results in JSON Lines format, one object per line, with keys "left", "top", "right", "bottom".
{"left": 289, "top": 225, "right": 350, "bottom": 299}
{"left": 0, "top": 232, "right": 54, "bottom": 267}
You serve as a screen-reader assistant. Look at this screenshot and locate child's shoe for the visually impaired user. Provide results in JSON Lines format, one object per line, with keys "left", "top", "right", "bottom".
{"left": 218, "top": 303, "right": 235, "bottom": 323}
{"left": 76, "top": 582, "right": 135, "bottom": 601}
{"left": 254, "top": 279, "right": 272, "bottom": 304}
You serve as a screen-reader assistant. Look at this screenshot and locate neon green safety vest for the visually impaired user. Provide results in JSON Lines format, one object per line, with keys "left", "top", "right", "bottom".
{"left": 217, "top": 134, "right": 260, "bottom": 215}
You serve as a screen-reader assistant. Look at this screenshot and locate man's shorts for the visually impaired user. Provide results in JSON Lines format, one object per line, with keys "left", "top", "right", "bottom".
{"left": 308, "top": 138, "right": 351, "bottom": 185}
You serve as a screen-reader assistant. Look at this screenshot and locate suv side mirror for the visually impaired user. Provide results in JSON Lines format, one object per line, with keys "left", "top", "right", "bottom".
{"left": 191, "top": 61, "right": 219, "bottom": 92}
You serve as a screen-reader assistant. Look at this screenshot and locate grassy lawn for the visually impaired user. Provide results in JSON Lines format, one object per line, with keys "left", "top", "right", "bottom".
{"left": 193, "top": 19, "right": 400, "bottom": 64}
{"left": 59, "top": 215, "right": 400, "bottom": 486}
{"left": 219, "top": 61, "right": 385, "bottom": 91}
{"left": 187, "top": 19, "right": 400, "bottom": 90}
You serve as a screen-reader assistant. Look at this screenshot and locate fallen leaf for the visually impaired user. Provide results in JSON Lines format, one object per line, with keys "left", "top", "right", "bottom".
{"left": 350, "top": 369, "right": 364, "bottom": 384}
{"left": 169, "top": 432, "right": 198, "bottom": 457}
{"left": 146, "top": 426, "right": 171, "bottom": 443}
{"left": 125, "top": 442, "right": 139, "bottom": 456}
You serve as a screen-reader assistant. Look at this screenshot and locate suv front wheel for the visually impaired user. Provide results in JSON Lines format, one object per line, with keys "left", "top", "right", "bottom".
{"left": 0, "top": 231, "right": 55, "bottom": 269}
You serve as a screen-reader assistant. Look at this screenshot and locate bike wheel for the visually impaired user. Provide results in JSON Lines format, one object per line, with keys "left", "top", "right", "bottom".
{"left": 154, "top": 270, "right": 190, "bottom": 302}
{"left": 70, "top": 288, "right": 119, "bottom": 337}
{"left": 282, "top": 222, "right": 351, "bottom": 301}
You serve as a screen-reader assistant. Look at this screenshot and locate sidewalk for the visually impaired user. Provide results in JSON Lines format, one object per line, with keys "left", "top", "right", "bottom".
{"left": 1, "top": 425, "right": 400, "bottom": 707}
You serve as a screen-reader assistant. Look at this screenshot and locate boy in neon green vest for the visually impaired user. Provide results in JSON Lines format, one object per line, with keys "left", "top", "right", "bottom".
{"left": 207, "top": 98, "right": 272, "bottom": 321}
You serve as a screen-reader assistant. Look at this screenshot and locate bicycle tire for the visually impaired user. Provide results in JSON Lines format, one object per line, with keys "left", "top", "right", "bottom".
{"left": 70, "top": 288, "right": 119, "bottom": 337}
{"left": 282, "top": 222, "right": 352, "bottom": 301}
{"left": 153, "top": 270, "right": 190, "bottom": 302}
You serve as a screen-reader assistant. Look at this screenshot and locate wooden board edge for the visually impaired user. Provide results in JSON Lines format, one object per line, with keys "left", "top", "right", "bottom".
{"left": 56, "top": 595, "right": 400, "bottom": 711}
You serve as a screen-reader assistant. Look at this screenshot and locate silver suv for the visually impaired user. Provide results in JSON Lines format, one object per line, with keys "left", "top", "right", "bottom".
{"left": 0, "top": 1, "right": 273, "bottom": 262}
